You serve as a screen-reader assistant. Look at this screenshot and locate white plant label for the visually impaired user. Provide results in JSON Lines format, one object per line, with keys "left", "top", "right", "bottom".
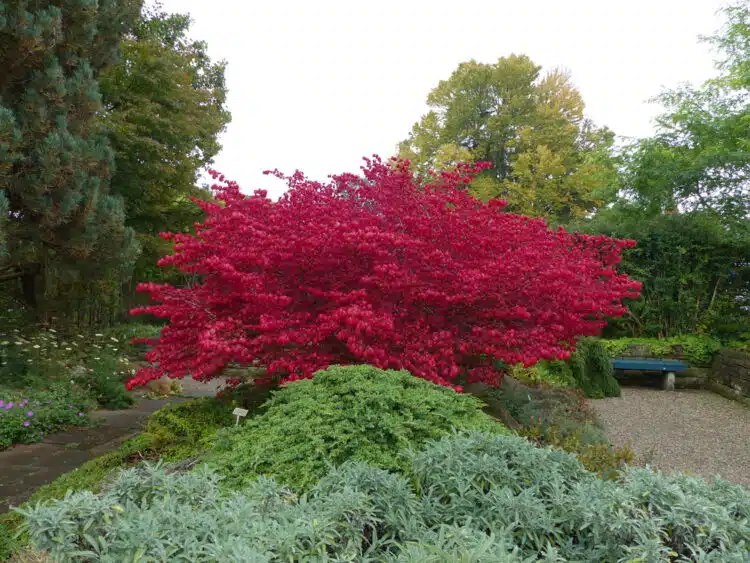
{"left": 232, "top": 407, "right": 249, "bottom": 426}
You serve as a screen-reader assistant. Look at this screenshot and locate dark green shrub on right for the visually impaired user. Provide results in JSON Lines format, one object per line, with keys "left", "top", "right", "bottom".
{"left": 550, "top": 337, "right": 621, "bottom": 398}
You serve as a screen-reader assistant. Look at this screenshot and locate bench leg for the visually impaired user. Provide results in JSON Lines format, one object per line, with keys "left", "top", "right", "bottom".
{"left": 663, "top": 372, "right": 676, "bottom": 391}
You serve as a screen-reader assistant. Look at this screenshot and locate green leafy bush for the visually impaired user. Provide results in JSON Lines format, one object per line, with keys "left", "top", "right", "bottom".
{"left": 20, "top": 433, "right": 750, "bottom": 562}
{"left": 550, "top": 337, "right": 620, "bottom": 398}
{"left": 70, "top": 357, "right": 134, "bottom": 410}
{"left": 0, "top": 332, "right": 69, "bottom": 386}
{"left": 0, "top": 383, "right": 93, "bottom": 449}
{"left": 205, "top": 364, "right": 506, "bottom": 490}
{"left": 506, "top": 360, "right": 576, "bottom": 388}
{"left": 601, "top": 335, "right": 723, "bottom": 365}
{"left": 488, "top": 378, "right": 633, "bottom": 478}
{"left": 0, "top": 328, "right": 138, "bottom": 416}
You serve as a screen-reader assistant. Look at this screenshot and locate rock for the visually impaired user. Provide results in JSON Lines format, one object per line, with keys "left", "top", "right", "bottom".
{"left": 145, "top": 377, "right": 173, "bottom": 396}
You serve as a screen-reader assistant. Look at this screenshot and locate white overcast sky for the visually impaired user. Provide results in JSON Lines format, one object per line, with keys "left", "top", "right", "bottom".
{"left": 161, "top": 0, "right": 726, "bottom": 199}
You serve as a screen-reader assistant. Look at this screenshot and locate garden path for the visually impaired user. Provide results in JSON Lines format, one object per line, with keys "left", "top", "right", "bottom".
{"left": 0, "top": 377, "right": 225, "bottom": 513}
{"left": 592, "top": 387, "right": 750, "bottom": 487}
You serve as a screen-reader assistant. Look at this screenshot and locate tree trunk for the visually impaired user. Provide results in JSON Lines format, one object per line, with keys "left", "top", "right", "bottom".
{"left": 20, "top": 264, "right": 43, "bottom": 319}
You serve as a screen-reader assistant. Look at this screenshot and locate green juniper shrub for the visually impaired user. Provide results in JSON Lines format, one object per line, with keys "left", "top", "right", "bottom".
{"left": 19, "top": 432, "right": 750, "bottom": 562}
{"left": 205, "top": 364, "right": 507, "bottom": 491}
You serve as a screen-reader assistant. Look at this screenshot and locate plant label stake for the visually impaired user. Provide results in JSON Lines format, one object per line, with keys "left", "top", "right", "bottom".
{"left": 232, "top": 407, "right": 249, "bottom": 426}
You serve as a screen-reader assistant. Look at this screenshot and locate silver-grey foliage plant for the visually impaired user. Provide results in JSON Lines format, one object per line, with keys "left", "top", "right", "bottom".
{"left": 19, "top": 433, "right": 750, "bottom": 562}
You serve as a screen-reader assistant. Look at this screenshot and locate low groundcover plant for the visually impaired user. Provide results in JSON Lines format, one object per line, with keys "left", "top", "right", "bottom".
{"left": 0, "top": 386, "right": 92, "bottom": 449}
{"left": 19, "top": 432, "right": 750, "bottom": 562}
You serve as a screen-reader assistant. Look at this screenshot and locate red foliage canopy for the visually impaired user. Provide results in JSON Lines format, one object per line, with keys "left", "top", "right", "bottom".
{"left": 129, "top": 157, "right": 640, "bottom": 391}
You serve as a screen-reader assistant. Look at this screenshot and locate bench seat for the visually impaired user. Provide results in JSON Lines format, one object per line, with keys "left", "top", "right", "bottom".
{"left": 611, "top": 359, "right": 688, "bottom": 373}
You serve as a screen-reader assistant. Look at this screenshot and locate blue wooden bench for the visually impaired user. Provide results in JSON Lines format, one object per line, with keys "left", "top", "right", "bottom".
{"left": 611, "top": 359, "right": 689, "bottom": 391}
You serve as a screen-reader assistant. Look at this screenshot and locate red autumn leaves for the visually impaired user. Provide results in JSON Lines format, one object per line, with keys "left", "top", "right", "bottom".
{"left": 129, "top": 157, "right": 640, "bottom": 391}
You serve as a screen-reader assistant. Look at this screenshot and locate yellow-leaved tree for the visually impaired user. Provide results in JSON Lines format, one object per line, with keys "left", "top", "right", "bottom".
{"left": 399, "top": 55, "right": 618, "bottom": 224}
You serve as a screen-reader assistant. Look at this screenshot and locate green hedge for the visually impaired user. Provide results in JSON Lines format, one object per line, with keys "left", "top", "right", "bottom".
{"left": 601, "top": 335, "right": 722, "bottom": 366}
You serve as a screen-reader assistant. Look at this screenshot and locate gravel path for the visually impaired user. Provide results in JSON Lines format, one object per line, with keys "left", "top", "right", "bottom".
{"left": 591, "top": 388, "right": 750, "bottom": 487}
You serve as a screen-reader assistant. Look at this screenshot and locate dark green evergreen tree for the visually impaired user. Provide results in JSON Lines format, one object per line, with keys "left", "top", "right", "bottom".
{"left": 0, "top": 0, "right": 142, "bottom": 323}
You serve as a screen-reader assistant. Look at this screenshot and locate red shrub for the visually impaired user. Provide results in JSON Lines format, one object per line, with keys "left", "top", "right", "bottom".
{"left": 129, "top": 157, "right": 640, "bottom": 390}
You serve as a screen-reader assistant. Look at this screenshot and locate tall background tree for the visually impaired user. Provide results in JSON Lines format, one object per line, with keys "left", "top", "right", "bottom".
{"left": 623, "top": 2, "right": 749, "bottom": 218}
{"left": 98, "top": 3, "right": 230, "bottom": 312}
{"left": 398, "top": 55, "right": 618, "bottom": 224}
{"left": 0, "top": 0, "right": 143, "bottom": 324}
{"left": 0, "top": 1, "right": 230, "bottom": 327}
{"left": 578, "top": 0, "right": 750, "bottom": 339}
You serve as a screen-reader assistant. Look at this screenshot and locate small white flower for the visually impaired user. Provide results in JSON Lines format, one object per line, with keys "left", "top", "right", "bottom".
{"left": 0, "top": 341, "right": 8, "bottom": 346}
{"left": 14, "top": 341, "right": 22, "bottom": 345}
{"left": 48, "top": 328, "right": 56, "bottom": 333}
{"left": 77, "top": 335, "right": 84, "bottom": 339}
{"left": 65, "top": 347, "right": 72, "bottom": 351}
{"left": 95, "top": 357, "right": 100, "bottom": 360}
{"left": 95, "top": 333, "right": 103, "bottom": 337}
{"left": 33, "top": 345, "right": 40, "bottom": 349}
{"left": 110, "top": 337, "right": 119, "bottom": 342}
